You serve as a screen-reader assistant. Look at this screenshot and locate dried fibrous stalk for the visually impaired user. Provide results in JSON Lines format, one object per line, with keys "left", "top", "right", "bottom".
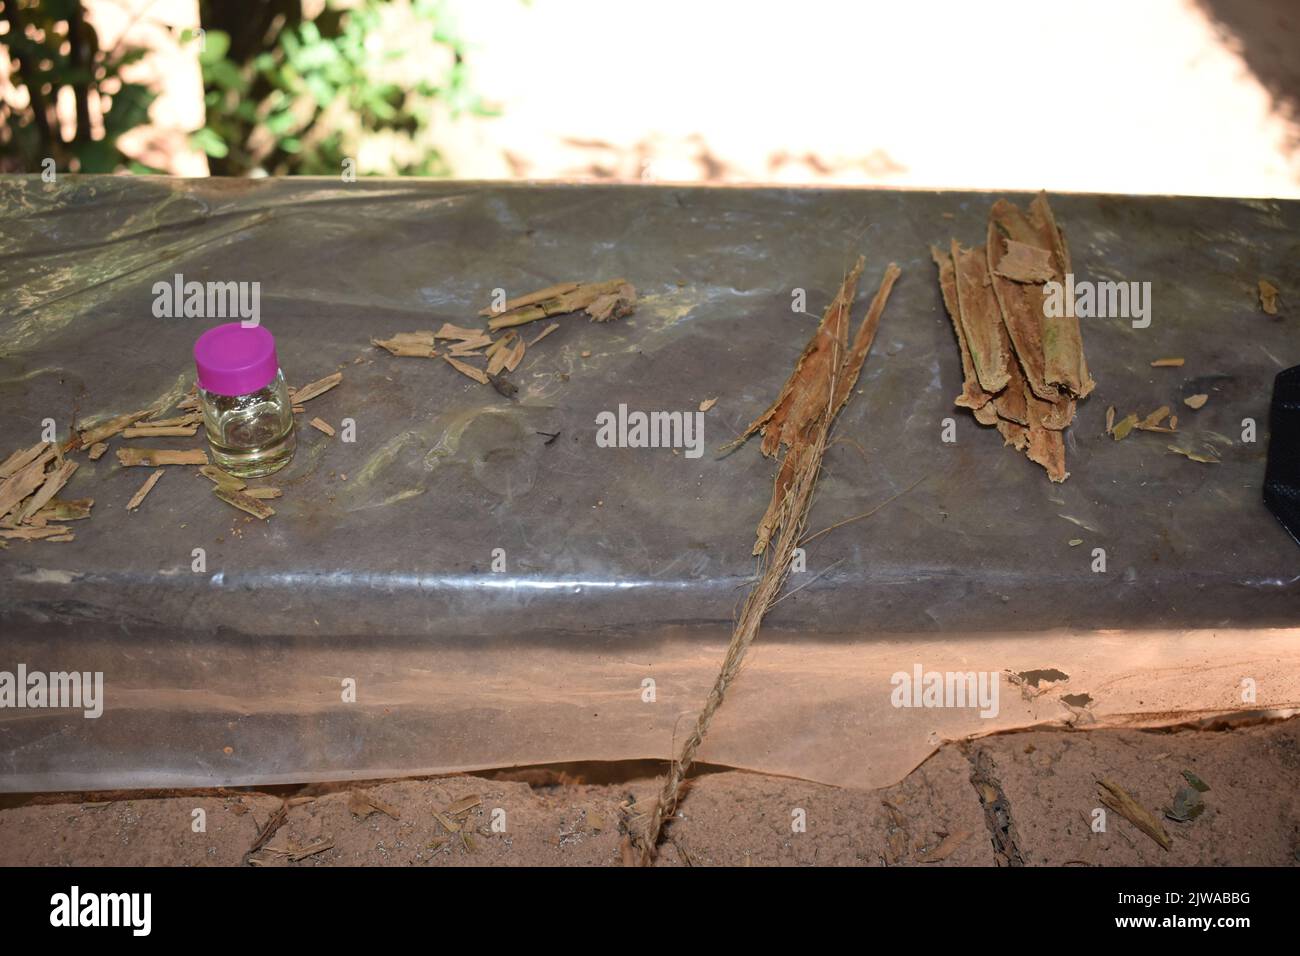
{"left": 639, "top": 257, "right": 900, "bottom": 863}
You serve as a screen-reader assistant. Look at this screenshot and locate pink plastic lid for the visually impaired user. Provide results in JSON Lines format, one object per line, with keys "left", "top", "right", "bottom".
{"left": 193, "top": 323, "right": 280, "bottom": 397}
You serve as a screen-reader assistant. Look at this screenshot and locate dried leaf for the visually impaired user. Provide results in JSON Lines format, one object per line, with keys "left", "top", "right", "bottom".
{"left": 31, "top": 497, "right": 93, "bottom": 523}
{"left": 1150, "top": 357, "right": 1184, "bottom": 368}
{"left": 1183, "top": 394, "right": 1208, "bottom": 409}
{"left": 243, "top": 487, "right": 281, "bottom": 500}
{"left": 87, "top": 443, "right": 109, "bottom": 461}
{"left": 309, "top": 418, "right": 335, "bottom": 437}
{"left": 699, "top": 397, "right": 718, "bottom": 413}
{"left": 1112, "top": 413, "right": 1139, "bottom": 441}
{"left": 348, "top": 790, "right": 400, "bottom": 820}
{"left": 125, "top": 468, "right": 164, "bottom": 511}
{"left": 1182, "top": 770, "right": 1210, "bottom": 792}
{"left": 1167, "top": 444, "right": 1220, "bottom": 464}
{"left": 116, "top": 448, "right": 206, "bottom": 467}
{"left": 1134, "top": 405, "right": 1171, "bottom": 431}
{"left": 1105, "top": 405, "right": 1115, "bottom": 434}
{"left": 1259, "top": 278, "right": 1279, "bottom": 315}
{"left": 917, "top": 828, "right": 972, "bottom": 863}
{"left": 1165, "top": 786, "right": 1204, "bottom": 823}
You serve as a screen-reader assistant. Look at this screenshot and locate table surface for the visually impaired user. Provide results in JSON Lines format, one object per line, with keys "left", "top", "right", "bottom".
{"left": 2, "top": 176, "right": 1299, "bottom": 646}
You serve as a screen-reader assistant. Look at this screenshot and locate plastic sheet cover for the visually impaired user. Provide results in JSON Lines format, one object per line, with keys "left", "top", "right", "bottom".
{"left": 1, "top": 177, "right": 1298, "bottom": 792}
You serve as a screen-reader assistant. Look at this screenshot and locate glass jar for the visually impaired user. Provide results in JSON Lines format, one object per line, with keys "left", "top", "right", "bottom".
{"left": 193, "top": 323, "right": 296, "bottom": 478}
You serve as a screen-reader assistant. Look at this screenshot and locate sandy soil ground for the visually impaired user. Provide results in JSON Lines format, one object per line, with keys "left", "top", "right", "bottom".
{"left": 2, "top": 718, "right": 1295, "bottom": 866}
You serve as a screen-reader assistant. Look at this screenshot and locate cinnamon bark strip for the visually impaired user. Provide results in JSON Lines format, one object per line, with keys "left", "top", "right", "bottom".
{"left": 122, "top": 425, "right": 198, "bottom": 438}
{"left": 116, "top": 448, "right": 207, "bottom": 467}
{"left": 1023, "top": 382, "right": 1069, "bottom": 483}
{"left": 986, "top": 205, "right": 1059, "bottom": 404}
{"left": 126, "top": 468, "right": 164, "bottom": 511}
{"left": 478, "top": 283, "right": 580, "bottom": 317}
{"left": 0, "top": 442, "right": 50, "bottom": 479}
{"left": 373, "top": 331, "right": 437, "bottom": 357}
{"left": 1026, "top": 192, "right": 1093, "bottom": 398}
{"left": 931, "top": 245, "right": 996, "bottom": 414}
{"left": 0, "top": 448, "right": 57, "bottom": 519}
{"left": 76, "top": 407, "right": 157, "bottom": 449}
{"left": 16, "top": 459, "right": 78, "bottom": 524}
{"left": 213, "top": 486, "right": 275, "bottom": 520}
{"left": 291, "top": 372, "right": 342, "bottom": 404}
{"left": 950, "top": 240, "right": 1012, "bottom": 393}
{"left": 486, "top": 279, "right": 636, "bottom": 331}
{"left": 442, "top": 355, "right": 490, "bottom": 385}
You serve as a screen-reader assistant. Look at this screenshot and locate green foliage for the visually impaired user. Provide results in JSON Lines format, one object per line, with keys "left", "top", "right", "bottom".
{"left": 195, "top": 0, "right": 493, "bottom": 176}
{"left": 0, "top": 0, "right": 157, "bottom": 173}
{"left": 0, "top": 0, "right": 492, "bottom": 176}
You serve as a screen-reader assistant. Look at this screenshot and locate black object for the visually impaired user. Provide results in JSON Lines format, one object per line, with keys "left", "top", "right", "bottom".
{"left": 1264, "top": 365, "right": 1300, "bottom": 546}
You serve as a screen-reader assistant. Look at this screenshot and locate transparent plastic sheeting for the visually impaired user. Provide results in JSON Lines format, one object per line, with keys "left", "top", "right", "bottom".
{"left": 1, "top": 178, "right": 1298, "bottom": 792}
